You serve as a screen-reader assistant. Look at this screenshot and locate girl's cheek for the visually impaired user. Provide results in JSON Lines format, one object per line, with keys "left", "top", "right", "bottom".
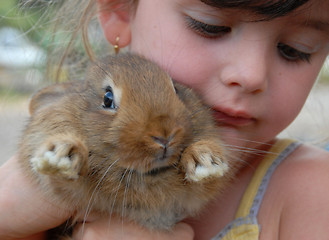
{"left": 159, "top": 52, "right": 213, "bottom": 89}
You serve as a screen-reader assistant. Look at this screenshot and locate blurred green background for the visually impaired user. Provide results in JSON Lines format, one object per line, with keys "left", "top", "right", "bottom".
{"left": 0, "top": 0, "right": 55, "bottom": 97}
{"left": 0, "top": 0, "right": 110, "bottom": 99}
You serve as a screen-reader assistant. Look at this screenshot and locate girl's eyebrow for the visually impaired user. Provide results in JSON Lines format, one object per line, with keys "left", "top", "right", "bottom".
{"left": 302, "top": 19, "right": 329, "bottom": 32}
{"left": 198, "top": 0, "right": 329, "bottom": 33}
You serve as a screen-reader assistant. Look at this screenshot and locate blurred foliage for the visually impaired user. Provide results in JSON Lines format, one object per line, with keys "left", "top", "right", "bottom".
{"left": 0, "top": 0, "right": 91, "bottom": 83}
{"left": 319, "top": 58, "right": 329, "bottom": 83}
{"left": 0, "top": 0, "right": 62, "bottom": 49}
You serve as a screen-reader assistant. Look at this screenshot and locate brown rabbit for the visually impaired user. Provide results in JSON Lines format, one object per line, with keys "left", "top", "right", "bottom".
{"left": 18, "top": 53, "right": 237, "bottom": 238}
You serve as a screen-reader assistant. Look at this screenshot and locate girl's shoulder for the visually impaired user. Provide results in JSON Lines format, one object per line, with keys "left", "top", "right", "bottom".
{"left": 280, "top": 143, "right": 329, "bottom": 204}
{"left": 270, "top": 143, "right": 329, "bottom": 239}
{"left": 280, "top": 143, "right": 329, "bottom": 187}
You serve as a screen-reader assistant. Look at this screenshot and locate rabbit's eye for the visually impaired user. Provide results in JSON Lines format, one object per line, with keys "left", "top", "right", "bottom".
{"left": 174, "top": 86, "right": 178, "bottom": 94}
{"left": 102, "top": 87, "right": 116, "bottom": 109}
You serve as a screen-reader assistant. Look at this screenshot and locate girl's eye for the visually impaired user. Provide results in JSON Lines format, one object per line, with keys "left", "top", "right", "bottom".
{"left": 102, "top": 86, "right": 116, "bottom": 110}
{"left": 186, "top": 16, "right": 231, "bottom": 38}
{"left": 277, "top": 43, "right": 311, "bottom": 63}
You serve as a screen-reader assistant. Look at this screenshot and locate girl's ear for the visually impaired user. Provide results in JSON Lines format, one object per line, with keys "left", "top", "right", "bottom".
{"left": 97, "top": 0, "right": 132, "bottom": 48}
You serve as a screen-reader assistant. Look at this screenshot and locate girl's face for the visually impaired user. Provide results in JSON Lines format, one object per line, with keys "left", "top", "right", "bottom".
{"left": 128, "top": 0, "right": 329, "bottom": 148}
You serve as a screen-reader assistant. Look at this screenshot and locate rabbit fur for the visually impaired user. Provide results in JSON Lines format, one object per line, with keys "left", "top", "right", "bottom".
{"left": 18, "top": 53, "right": 237, "bottom": 238}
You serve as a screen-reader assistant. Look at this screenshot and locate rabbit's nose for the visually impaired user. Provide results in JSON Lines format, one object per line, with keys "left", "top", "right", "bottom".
{"left": 151, "top": 136, "right": 170, "bottom": 148}
{"left": 152, "top": 136, "right": 170, "bottom": 161}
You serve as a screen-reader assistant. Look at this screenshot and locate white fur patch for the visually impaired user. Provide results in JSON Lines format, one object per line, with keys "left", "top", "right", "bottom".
{"left": 192, "top": 163, "right": 229, "bottom": 182}
{"left": 30, "top": 151, "right": 78, "bottom": 179}
{"left": 187, "top": 153, "right": 229, "bottom": 182}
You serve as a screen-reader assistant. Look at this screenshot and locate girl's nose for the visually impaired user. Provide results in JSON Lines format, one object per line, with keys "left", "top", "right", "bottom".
{"left": 219, "top": 38, "right": 270, "bottom": 94}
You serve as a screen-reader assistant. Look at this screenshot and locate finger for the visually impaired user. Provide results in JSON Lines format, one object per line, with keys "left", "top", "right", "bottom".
{"left": 0, "top": 156, "right": 71, "bottom": 238}
{"left": 171, "top": 222, "right": 195, "bottom": 239}
{"left": 72, "top": 216, "right": 194, "bottom": 240}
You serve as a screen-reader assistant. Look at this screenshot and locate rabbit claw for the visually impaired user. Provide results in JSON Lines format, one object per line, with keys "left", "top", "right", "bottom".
{"left": 30, "top": 136, "right": 88, "bottom": 180}
{"left": 181, "top": 140, "right": 229, "bottom": 182}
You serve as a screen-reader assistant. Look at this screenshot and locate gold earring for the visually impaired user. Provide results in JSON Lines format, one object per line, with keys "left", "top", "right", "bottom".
{"left": 114, "top": 36, "right": 120, "bottom": 55}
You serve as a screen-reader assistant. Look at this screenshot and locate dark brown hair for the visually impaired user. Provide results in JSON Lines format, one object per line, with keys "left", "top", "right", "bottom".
{"left": 201, "top": 0, "right": 309, "bottom": 19}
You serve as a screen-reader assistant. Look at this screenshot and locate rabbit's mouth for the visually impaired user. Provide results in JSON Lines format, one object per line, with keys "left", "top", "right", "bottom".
{"left": 144, "top": 165, "right": 177, "bottom": 176}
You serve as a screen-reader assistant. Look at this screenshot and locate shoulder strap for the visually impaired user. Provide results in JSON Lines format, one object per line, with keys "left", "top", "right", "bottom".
{"left": 235, "top": 139, "right": 300, "bottom": 219}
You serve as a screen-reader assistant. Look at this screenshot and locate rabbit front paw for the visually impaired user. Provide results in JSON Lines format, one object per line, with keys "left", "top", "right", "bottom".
{"left": 30, "top": 135, "right": 88, "bottom": 180}
{"left": 181, "top": 140, "right": 229, "bottom": 182}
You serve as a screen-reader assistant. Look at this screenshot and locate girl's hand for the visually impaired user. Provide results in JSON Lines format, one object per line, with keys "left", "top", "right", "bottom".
{"left": 0, "top": 156, "right": 71, "bottom": 240}
{"left": 0, "top": 156, "right": 194, "bottom": 240}
{"left": 73, "top": 216, "right": 194, "bottom": 240}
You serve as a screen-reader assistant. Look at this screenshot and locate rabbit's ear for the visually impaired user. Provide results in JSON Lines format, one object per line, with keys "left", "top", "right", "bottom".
{"left": 29, "top": 82, "right": 80, "bottom": 115}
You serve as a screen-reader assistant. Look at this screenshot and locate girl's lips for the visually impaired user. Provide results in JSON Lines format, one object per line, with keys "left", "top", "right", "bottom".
{"left": 212, "top": 108, "right": 255, "bottom": 127}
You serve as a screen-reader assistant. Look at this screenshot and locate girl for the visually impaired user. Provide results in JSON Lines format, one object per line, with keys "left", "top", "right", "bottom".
{"left": 1, "top": 0, "right": 329, "bottom": 239}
